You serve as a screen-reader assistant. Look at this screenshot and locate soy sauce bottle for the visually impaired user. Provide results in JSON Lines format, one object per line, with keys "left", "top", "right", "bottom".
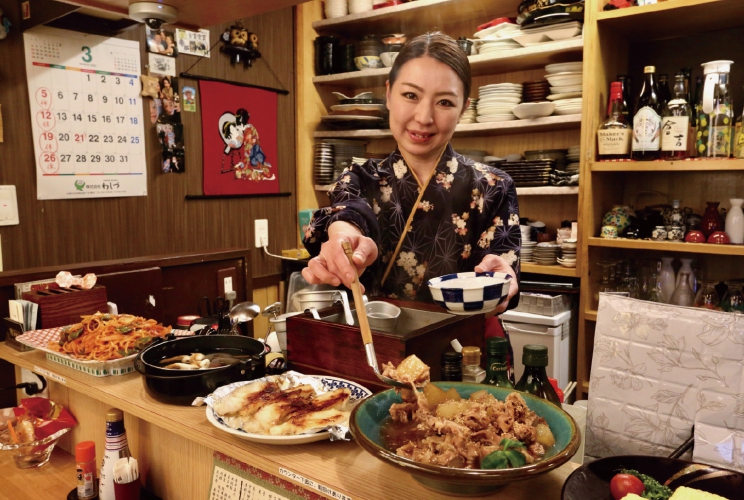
{"left": 514, "top": 345, "right": 561, "bottom": 406}
{"left": 441, "top": 351, "right": 463, "bottom": 381}
{"left": 484, "top": 337, "right": 513, "bottom": 388}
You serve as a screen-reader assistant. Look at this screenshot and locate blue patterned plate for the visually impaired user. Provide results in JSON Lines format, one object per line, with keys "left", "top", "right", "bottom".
{"left": 206, "top": 375, "right": 372, "bottom": 445}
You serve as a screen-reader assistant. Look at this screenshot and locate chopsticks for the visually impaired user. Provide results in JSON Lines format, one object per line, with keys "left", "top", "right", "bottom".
{"left": 563, "top": 381, "right": 577, "bottom": 401}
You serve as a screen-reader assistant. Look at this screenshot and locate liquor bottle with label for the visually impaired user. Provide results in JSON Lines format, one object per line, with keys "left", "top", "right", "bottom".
{"left": 484, "top": 337, "right": 513, "bottom": 388}
{"left": 661, "top": 73, "right": 691, "bottom": 160}
{"left": 617, "top": 75, "right": 633, "bottom": 119}
{"left": 598, "top": 81, "right": 631, "bottom": 160}
{"left": 441, "top": 351, "right": 463, "bottom": 381}
{"left": 99, "top": 408, "right": 132, "bottom": 500}
{"left": 632, "top": 66, "right": 662, "bottom": 161}
{"left": 658, "top": 74, "right": 671, "bottom": 108}
{"left": 514, "top": 345, "right": 561, "bottom": 407}
{"left": 692, "top": 75, "right": 704, "bottom": 157}
{"left": 697, "top": 60, "right": 734, "bottom": 158}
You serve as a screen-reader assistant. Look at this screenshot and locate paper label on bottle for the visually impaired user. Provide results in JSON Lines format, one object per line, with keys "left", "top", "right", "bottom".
{"left": 661, "top": 116, "right": 690, "bottom": 151}
{"left": 598, "top": 129, "right": 631, "bottom": 155}
{"left": 632, "top": 106, "right": 661, "bottom": 151}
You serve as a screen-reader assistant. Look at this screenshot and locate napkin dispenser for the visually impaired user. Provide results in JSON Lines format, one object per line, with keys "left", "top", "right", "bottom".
{"left": 21, "top": 285, "right": 108, "bottom": 329}
{"left": 286, "top": 298, "right": 485, "bottom": 392}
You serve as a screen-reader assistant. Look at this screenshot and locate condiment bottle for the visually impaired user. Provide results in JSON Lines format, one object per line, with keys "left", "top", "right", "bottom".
{"left": 631, "top": 66, "right": 662, "bottom": 161}
{"left": 100, "top": 408, "right": 132, "bottom": 500}
{"left": 76, "top": 440, "right": 97, "bottom": 500}
{"left": 661, "top": 73, "right": 692, "bottom": 160}
{"left": 461, "top": 346, "right": 486, "bottom": 383}
{"left": 514, "top": 345, "right": 561, "bottom": 406}
{"left": 484, "top": 337, "right": 513, "bottom": 388}
{"left": 597, "top": 81, "right": 631, "bottom": 160}
{"left": 440, "top": 351, "right": 462, "bottom": 381}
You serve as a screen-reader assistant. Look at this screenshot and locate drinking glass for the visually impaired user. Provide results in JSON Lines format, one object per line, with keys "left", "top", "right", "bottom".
{"left": 694, "top": 280, "right": 720, "bottom": 309}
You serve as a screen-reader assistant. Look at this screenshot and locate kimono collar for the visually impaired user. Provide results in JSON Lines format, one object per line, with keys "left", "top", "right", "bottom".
{"left": 396, "top": 143, "right": 453, "bottom": 189}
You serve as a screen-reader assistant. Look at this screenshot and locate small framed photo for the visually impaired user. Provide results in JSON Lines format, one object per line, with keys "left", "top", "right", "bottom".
{"left": 146, "top": 27, "right": 178, "bottom": 57}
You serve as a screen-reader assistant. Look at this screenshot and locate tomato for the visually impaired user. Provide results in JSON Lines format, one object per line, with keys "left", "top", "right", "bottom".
{"left": 610, "top": 473, "right": 645, "bottom": 500}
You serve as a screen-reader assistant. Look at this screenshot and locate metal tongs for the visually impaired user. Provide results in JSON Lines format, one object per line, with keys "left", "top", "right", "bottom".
{"left": 341, "top": 241, "right": 410, "bottom": 389}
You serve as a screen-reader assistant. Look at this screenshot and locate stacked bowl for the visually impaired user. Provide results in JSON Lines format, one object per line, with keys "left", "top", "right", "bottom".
{"left": 324, "top": 0, "right": 348, "bottom": 19}
{"left": 533, "top": 242, "right": 561, "bottom": 266}
{"left": 557, "top": 239, "right": 577, "bottom": 268}
{"left": 522, "top": 80, "right": 551, "bottom": 102}
{"left": 459, "top": 100, "right": 478, "bottom": 124}
{"left": 476, "top": 83, "right": 522, "bottom": 122}
{"left": 520, "top": 225, "right": 535, "bottom": 263}
{"left": 545, "top": 62, "right": 583, "bottom": 114}
{"left": 314, "top": 142, "right": 335, "bottom": 185}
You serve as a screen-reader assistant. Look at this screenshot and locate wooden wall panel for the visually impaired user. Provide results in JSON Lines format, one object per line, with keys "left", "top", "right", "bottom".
{"left": 0, "top": 1, "right": 296, "bottom": 278}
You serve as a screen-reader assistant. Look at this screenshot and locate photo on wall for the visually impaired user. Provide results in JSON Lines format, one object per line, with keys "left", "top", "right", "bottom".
{"left": 156, "top": 76, "right": 181, "bottom": 124}
{"left": 146, "top": 27, "right": 178, "bottom": 57}
{"left": 156, "top": 123, "right": 184, "bottom": 152}
{"left": 162, "top": 151, "right": 185, "bottom": 173}
{"left": 182, "top": 86, "right": 197, "bottom": 112}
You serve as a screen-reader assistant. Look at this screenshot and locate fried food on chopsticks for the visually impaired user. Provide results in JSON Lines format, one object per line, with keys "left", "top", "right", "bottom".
{"left": 47, "top": 312, "right": 171, "bottom": 361}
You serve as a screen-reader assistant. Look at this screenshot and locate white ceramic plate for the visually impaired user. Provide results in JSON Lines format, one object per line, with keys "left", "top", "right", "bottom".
{"left": 550, "top": 84, "right": 583, "bottom": 93}
{"left": 206, "top": 375, "right": 372, "bottom": 445}
{"left": 547, "top": 92, "right": 583, "bottom": 100}
{"left": 545, "top": 62, "right": 583, "bottom": 74}
{"left": 513, "top": 33, "right": 550, "bottom": 47}
{"left": 512, "top": 102, "right": 556, "bottom": 119}
{"left": 477, "top": 115, "right": 516, "bottom": 122}
{"left": 473, "top": 22, "right": 519, "bottom": 39}
{"left": 545, "top": 27, "right": 583, "bottom": 41}
{"left": 545, "top": 72, "right": 583, "bottom": 87}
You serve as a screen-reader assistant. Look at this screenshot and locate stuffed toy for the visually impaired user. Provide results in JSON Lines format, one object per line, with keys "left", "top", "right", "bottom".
{"left": 140, "top": 74, "right": 160, "bottom": 98}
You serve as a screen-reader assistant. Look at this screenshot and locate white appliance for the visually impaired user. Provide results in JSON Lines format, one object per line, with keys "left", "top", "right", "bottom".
{"left": 501, "top": 309, "right": 572, "bottom": 389}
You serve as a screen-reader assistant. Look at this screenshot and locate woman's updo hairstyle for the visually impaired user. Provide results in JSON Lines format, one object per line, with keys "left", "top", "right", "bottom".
{"left": 388, "top": 32, "right": 472, "bottom": 109}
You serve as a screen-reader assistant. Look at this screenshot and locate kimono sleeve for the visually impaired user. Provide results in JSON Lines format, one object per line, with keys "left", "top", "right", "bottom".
{"left": 302, "top": 161, "right": 382, "bottom": 256}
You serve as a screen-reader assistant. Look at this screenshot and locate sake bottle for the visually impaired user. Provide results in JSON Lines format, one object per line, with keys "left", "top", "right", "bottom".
{"left": 631, "top": 66, "right": 662, "bottom": 161}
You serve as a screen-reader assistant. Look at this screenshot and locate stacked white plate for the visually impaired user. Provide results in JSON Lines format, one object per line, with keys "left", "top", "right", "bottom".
{"left": 533, "top": 242, "right": 561, "bottom": 266}
{"left": 476, "top": 83, "right": 522, "bottom": 123}
{"left": 518, "top": 20, "right": 583, "bottom": 42}
{"left": 520, "top": 225, "right": 534, "bottom": 262}
{"left": 475, "top": 38, "right": 521, "bottom": 55}
{"left": 473, "top": 22, "right": 520, "bottom": 40}
{"left": 545, "top": 62, "right": 583, "bottom": 110}
{"left": 459, "top": 99, "right": 478, "bottom": 124}
{"left": 553, "top": 98, "right": 582, "bottom": 115}
{"left": 324, "top": 0, "right": 348, "bottom": 19}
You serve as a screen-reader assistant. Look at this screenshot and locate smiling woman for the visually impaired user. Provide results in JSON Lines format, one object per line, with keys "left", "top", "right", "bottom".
{"left": 303, "top": 32, "right": 521, "bottom": 315}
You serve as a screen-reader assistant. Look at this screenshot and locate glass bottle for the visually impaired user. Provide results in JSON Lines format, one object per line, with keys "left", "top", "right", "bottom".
{"left": 661, "top": 73, "right": 691, "bottom": 160}
{"left": 461, "top": 346, "right": 486, "bottom": 383}
{"left": 441, "top": 351, "right": 463, "bottom": 381}
{"left": 694, "top": 280, "right": 720, "bottom": 309}
{"left": 697, "top": 61, "right": 734, "bottom": 158}
{"left": 671, "top": 271, "right": 695, "bottom": 307}
{"left": 485, "top": 337, "right": 513, "bottom": 388}
{"left": 627, "top": 276, "right": 640, "bottom": 299}
{"left": 721, "top": 282, "right": 744, "bottom": 312}
{"left": 647, "top": 273, "right": 662, "bottom": 303}
{"left": 658, "top": 74, "right": 671, "bottom": 108}
{"left": 681, "top": 68, "right": 696, "bottom": 155}
{"left": 735, "top": 97, "right": 744, "bottom": 158}
{"left": 632, "top": 66, "right": 662, "bottom": 161}
{"left": 617, "top": 74, "right": 633, "bottom": 119}
{"left": 99, "top": 408, "right": 132, "bottom": 500}
{"left": 597, "top": 81, "right": 631, "bottom": 160}
{"left": 515, "top": 345, "right": 561, "bottom": 406}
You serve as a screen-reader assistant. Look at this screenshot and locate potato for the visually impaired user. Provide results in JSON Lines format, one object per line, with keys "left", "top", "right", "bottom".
{"left": 423, "top": 383, "right": 448, "bottom": 409}
{"left": 396, "top": 354, "right": 427, "bottom": 382}
{"left": 436, "top": 400, "right": 470, "bottom": 419}
{"left": 443, "top": 388, "right": 462, "bottom": 401}
{"left": 469, "top": 389, "right": 488, "bottom": 400}
{"left": 536, "top": 423, "right": 555, "bottom": 447}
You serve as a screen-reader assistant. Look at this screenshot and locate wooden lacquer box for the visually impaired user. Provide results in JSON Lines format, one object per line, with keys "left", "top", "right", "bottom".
{"left": 21, "top": 285, "right": 108, "bottom": 329}
{"left": 286, "top": 299, "right": 485, "bottom": 392}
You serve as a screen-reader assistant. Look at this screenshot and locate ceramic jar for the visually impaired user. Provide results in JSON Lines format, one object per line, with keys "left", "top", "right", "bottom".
{"left": 659, "top": 257, "right": 676, "bottom": 304}
{"left": 701, "top": 201, "right": 724, "bottom": 238}
{"left": 667, "top": 224, "right": 685, "bottom": 242}
{"left": 684, "top": 230, "right": 706, "bottom": 243}
{"left": 602, "top": 205, "right": 632, "bottom": 232}
{"left": 725, "top": 198, "right": 744, "bottom": 244}
{"left": 663, "top": 200, "right": 688, "bottom": 232}
{"left": 600, "top": 225, "right": 618, "bottom": 238}
{"left": 348, "top": 0, "right": 374, "bottom": 15}
{"left": 652, "top": 226, "right": 668, "bottom": 241}
{"left": 708, "top": 231, "right": 730, "bottom": 244}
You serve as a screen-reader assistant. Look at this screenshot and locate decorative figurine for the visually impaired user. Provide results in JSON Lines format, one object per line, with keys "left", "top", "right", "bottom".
{"left": 221, "top": 21, "right": 260, "bottom": 68}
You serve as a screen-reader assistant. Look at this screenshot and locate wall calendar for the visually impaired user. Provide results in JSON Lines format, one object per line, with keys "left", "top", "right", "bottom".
{"left": 23, "top": 27, "right": 147, "bottom": 200}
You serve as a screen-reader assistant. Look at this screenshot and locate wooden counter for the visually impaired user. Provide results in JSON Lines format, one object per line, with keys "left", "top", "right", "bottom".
{"left": 0, "top": 343, "right": 578, "bottom": 499}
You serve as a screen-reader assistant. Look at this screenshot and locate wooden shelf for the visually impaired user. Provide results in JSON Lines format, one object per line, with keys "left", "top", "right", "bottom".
{"left": 312, "top": 39, "right": 584, "bottom": 86}
{"left": 521, "top": 263, "right": 578, "bottom": 277}
{"left": 588, "top": 237, "right": 744, "bottom": 256}
{"left": 314, "top": 114, "right": 582, "bottom": 139}
{"left": 312, "top": 0, "right": 517, "bottom": 36}
{"left": 584, "top": 310, "right": 597, "bottom": 322}
{"left": 516, "top": 186, "right": 578, "bottom": 195}
{"left": 591, "top": 159, "right": 744, "bottom": 171}
{"left": 596, "top": 0, "right": 744, "bottom": 41}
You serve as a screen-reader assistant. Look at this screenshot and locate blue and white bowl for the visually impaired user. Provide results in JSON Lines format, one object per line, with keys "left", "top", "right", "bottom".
{"left": 428, "top": 271, "right": 512, "bottom": 315}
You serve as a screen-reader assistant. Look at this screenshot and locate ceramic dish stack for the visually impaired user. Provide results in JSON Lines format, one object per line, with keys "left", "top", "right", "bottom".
{"left": 459, "top": 149, "right": 489, "bottom": 163}
{"left": 496, "top": 159, "right": 554, "bottom": 187}
{"left": 323, "top": 139, "right": 368, "bottom": 179}
{"left": 474, "top": 37, "right": 521, "bottom": 55}
{"left": 545, "top": 62, "right": 583, "bottom": 105}
{"left": 533, "top": 242, "right": 561, "bottom": 266}
{"left": 314, "top": 142, "right": 335, "bottom": 185}
{"left": 520, "top": 225, "right": 535, "bottom": 263}
{"left": 521, "top": 80, "right": 551, "bottom": 102}
{"left": 323, "top": 0, "right": 347, "bottom": 19}
{"left": 459, "top": 99, "right": 478, "bottom": 124}
{"left": 557, "top": 238, "right": 577, "bottom": 268}
{"left": 551, "top": 144, "right": 581, "bottom": 186}
{"left": 516, "top": 20, "right": 583, "bottom": 47}
{"left": 473, "top": 21, "right": 520, "bottom": 41}
{"left": 476, "top": 83, "right": 522, "bottom": 123}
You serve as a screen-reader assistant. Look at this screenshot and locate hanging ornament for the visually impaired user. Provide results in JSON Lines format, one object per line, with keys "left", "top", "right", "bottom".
{"left": 220, "top": 20, "right": 261, "bottom": 68}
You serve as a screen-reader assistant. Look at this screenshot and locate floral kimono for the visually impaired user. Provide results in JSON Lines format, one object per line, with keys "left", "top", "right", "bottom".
{"left": 304, "top": 143, "right": 521, "bottom": 304}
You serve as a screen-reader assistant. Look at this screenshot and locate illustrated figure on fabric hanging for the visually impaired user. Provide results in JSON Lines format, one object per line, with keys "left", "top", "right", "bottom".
{"left": 217, "top": 108, "right": 274, "bottom": 181}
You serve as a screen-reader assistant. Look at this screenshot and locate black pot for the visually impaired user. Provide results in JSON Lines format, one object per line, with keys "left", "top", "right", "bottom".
{"left": 134, "top": 335, "right": 268, "bottom": 405}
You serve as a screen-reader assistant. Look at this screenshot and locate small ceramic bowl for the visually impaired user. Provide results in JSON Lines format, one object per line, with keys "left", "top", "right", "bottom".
{"left": 380, "top": 51, "right": 398, "bottom": 67}
{"left": 601, "top": 226, "right": 618, "bottom": 239}
{"left": 350, "top": 383, "right": 580, "bottom": 496}
{"left": 685, "top": 230, "right": 706, "bottom": 243}
{"left": 355, "top": 55, "right": 383, "bottom": 70}
{"left": 428, "top": 271, "right": 512, "bottom": 315}
{"left": 381, "top": 33, "right": 406, "bottom": 45}
{"left": 707, "top": 231, "right": 730, "bottom": 244}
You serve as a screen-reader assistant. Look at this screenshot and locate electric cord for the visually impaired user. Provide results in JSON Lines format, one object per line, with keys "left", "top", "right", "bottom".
{"left": 0, "top": 373, "right": 47, "bottom": 395}
{"left": 263, "top": 244, "right": 299, "bottom": 261}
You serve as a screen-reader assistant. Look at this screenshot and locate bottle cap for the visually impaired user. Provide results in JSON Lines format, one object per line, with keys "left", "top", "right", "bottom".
{"left": 644, "top": 66, "right": 656, "bottom": 73}
{"left": 76, "top": 441, "right": 96, "bottom": 462}
{"left": 486, "top": 336, "right": 509, "bottom": 355}
{"left": 461, "top": 346, "right": 481, "bottom": 365}
{"left": 106, "top": 408, "right": 124, "bottom": 422}
{"left": 442, "top": 351, "right": 462, "bottom": 365}
{"left": 522, "top": 344, "right": 549, "bottom": 367}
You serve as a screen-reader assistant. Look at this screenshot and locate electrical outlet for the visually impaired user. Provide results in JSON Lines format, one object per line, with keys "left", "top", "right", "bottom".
{"left": 255, "top": 219, "right": 269, "bottom": 248}
{"left": 217, "top": 268, "right": 237, "bottom": 298}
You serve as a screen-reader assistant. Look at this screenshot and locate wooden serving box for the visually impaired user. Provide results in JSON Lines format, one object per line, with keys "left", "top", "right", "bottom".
{"left": 21, "top": 285, "right": 108, "bottom": 328}
{"left": 286, "top": 298, "right": 485, "bottom": 392}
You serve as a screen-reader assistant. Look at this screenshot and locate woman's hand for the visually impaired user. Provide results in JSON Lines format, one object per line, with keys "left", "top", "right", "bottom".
{"left": 302, "top": 221, "right": 378, "bottom": 291}
{"left": 474, "top": 254, "right": 519, "bottom": 315}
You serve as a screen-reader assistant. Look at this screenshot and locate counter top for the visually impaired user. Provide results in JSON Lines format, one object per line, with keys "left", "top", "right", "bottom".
{"left": 0, "top": 342, "right": 578, "bottom": 499}
{"left": 1, "top": 448, "right": 76, "bottom": 500}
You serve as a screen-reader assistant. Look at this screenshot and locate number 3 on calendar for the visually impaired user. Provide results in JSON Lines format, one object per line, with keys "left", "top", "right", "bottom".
{"left": 81, "top": 46, "right": 92, "bottom": 63}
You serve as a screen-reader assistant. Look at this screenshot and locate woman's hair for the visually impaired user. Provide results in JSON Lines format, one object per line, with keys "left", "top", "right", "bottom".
{"left": 388, "top": 32, "right": 471, "bottom": 106}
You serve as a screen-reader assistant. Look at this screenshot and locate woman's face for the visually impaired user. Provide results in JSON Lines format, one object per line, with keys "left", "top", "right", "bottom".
{"left": 386, "top": 56, "right": 468, "bottom": 166}
{"left": 149, "top": 99, "right": 160, "bottom": 123}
